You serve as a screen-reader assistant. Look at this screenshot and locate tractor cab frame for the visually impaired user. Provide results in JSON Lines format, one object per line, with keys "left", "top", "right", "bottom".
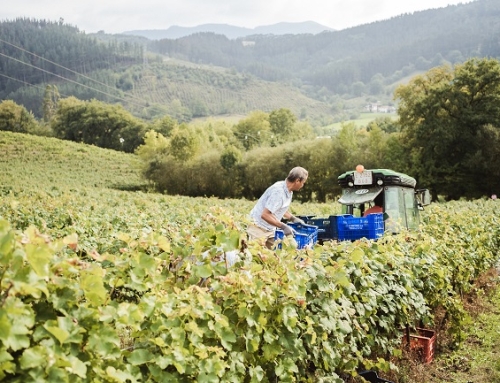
{"left": 298, "top": 167, "right": 430, "bottom": 242}
{"left": 337, "top": 168, "right": 430, "bottom": 233}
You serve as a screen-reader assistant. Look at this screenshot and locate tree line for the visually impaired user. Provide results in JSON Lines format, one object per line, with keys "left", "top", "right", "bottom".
{"left": 136, "top": 57, "right": 500, "bottom": 201}
{"left": 0, "top": 19, "right": 334, "bottom": 126}
{"left": 1, "top": 58, "right": 500, "bottom": 201}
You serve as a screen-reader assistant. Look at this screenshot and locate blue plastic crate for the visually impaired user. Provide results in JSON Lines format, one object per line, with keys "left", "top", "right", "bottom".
{"left": 275, "top": 223, "right": 319, "bottom": 249}
{"left": 337, "top": 213, "right": 384, "bottom": 241}
{"left": 302, "top": 216, "right": 339, "bottom": 241}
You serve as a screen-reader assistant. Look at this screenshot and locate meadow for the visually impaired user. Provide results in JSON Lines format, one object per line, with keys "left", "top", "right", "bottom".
{"left": 324, "top": 113, "right": 397, "bottom": 133}
{"left": 1, "top": 130, "right": 499, "bottom": 382}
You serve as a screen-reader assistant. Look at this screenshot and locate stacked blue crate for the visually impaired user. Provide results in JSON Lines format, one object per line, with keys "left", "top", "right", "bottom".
{"left": 337, "top": 213, "right": 384, "bottom": 241}
{"left": 300, "top": 215, "right": 339, "bottom": 241}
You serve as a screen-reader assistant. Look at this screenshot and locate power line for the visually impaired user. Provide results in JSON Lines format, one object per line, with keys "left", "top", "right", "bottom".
{"left": 0, "top": 37, "right": 148, "bottom": 106}
{"left": 0, "top": 38, "right": 149, "bottom": 108}
{"left": 0, "top": 72, "right": 71, "bottom": 99}
{"left": 0, "top": 51, "right": 146, "bottom": 108}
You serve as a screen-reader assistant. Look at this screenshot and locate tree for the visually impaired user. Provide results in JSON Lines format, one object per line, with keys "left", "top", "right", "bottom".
{"left": 169, "top": 99, "right": 192, "bottom": 123}
{"left": 50, "top": 96, "right": 86, "bottom": 141}
{"left": 135, "top": 130, "right": 171, "bottom": 178}
{"left": 42, "top": 85, "right": 60, "bottom": 124}
{"left": 233, "top": 111, "right": 270, "bottom": 150}
{"left": 395, "top": 58, "right": 500, "bottom": 200}
{"left": 369, "top": 73, "right": 385, "bottom": 95}
{"left": 298, "top": 138, "right": 337, "bottom": 202}
{"left": 366, "top": 117, "right": 399, "bottom": 134}
{"left": 289, "top": 121, "right": 315, "bottom": 142}
{"left": 380, "top": 133, "right": 412, "bottom": 175}
{"left": 150, "top": 115, "right": 178, "bottom": 138}
{"left": 351, "top": 81, "right": 366, "bottom": 97}
{"left": 220, "top": 146, "right": 242, "bottom": 171}
{"left": 240, "top": 146, "right": 288, "bottom": 200}
{"left": 135, "top": 130, "right": 170, "bottom": 162}
{"left": 169, "top": 124, "right": 200, "bottom": 161}
{"left": 141, "top": 104, "right": 171, "bottom": 120}
{"left": 363, "top": 125, "right": 388, "bottom": 168}
{"left": 188, "top": 97, "right": 209, "bottom": 118}
{"left": 268, "top": 108, "right": 296, "bottom": 143}
{"left": 51, "top": 97, "right": 146, "bottom": 152}
{"left": 0, "top": 100, "right": 38, "bottom": 133}
{"left": 219, "top": 146, "right": 244, "bottom": 197}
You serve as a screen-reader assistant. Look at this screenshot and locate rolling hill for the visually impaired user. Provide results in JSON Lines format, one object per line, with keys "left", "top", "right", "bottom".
{"left": 126, "top": 60, "right": 335, "bottom": 124}
{"left": 2, "top": 0, "right": 499, "bottom": 126}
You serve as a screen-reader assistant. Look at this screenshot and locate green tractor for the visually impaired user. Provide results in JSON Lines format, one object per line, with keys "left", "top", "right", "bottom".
{"left": 300, "top": 166, "right": 431, "bottom": 241}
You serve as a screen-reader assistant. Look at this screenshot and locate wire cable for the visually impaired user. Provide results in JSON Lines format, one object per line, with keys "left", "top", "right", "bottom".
{"left": 0, "top": 37, "right": 149, "bottom": 106}
{"left": 0, "top": 72, "right": 71, "bottom": 99}
{"left": 0, "top": 51, "right": 147, "bottom": 108}
{"left": 0, "top": 39, "right": 149, "bottom": 107}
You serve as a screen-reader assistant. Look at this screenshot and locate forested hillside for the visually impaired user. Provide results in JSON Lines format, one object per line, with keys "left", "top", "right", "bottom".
{"left": 1, "top": 0, "right": 499, "bottom": 124}
{"left": 0, "top": 18, "right": 144, "bottom": 114}
{"left": 0, "top": 19, "right": 334, "bottom": 124}
{"left": 150, "top": 0, "right": 500, "bottom": 92}
{"left": 128, "top": 61, "right": 333, "bottom": 123}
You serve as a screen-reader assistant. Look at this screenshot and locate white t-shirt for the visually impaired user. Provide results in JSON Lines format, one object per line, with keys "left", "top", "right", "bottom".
{"left": 249, "top": 180, "right": 292, "bottom": 231}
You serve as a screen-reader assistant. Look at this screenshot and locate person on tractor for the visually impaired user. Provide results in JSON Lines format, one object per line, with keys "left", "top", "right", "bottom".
{"left": 363, "top": 194, "right": 383, "bottom": 217}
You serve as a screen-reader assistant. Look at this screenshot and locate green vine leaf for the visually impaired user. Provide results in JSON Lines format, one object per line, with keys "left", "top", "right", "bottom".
{"left": 127, "top": 349, "right": 154, "bottom": 365}
{"left": 80, "top": 270, "right": 107, "bottom": 306}
{"left": 19, "top": 345, "right": 46, "bottom": 369}
{"left": 25, "top": 243, "right": 52, "bottom": 277}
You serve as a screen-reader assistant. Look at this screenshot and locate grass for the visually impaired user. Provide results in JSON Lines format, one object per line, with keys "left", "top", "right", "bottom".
{"left": 0, "top": 130, "right": 145, "bottom": 192}
{"left": 323, "top": 112, "right": 397, "bottom": 132}
{"left": 433, "top": 275, "right": 500, "bottom": 383}
{"left": 380, "top": 269, "right": 500, "bottom": 383}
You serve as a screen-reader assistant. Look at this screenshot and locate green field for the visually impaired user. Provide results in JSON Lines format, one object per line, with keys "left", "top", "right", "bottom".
{"left": 0, "top": 130, "right": 144, "bottom": 191}
{"left": 325, "top": 112, "right": 397, "bottom": 132}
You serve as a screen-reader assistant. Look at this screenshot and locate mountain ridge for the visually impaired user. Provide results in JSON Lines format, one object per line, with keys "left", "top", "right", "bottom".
{"left": 122, "top": 21, "right": 335, "bottom": 40}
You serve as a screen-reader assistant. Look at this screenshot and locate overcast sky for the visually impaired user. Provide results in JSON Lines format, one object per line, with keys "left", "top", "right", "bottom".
{"left": 1, "top": 0, "right": 472, "bottom": 34}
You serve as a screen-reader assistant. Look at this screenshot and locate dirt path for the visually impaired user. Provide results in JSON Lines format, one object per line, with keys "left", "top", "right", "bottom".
{"left": 391, "top": 277, "right": 500, "bottom": 383}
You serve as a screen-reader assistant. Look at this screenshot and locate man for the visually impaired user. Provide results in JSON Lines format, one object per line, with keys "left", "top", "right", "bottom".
{"left": 247, "top": 167, "right": 308, "bottom": 249}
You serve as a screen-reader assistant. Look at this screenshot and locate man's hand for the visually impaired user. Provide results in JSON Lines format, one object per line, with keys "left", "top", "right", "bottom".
{"left": 280, "top": 223, "right": 296, "bottom": 236}
{"left": 289, "top": 215, "right": 306, "bottom": 225}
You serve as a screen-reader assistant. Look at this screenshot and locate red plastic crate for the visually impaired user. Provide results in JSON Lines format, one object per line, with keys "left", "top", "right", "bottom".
{"left": 402, "top": 328, "right": 436, "bottom": 364}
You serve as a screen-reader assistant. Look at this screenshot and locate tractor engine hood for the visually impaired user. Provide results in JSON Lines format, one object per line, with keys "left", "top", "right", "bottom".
{"left": 338, "top": 186, "right": 383, "bottom": 205}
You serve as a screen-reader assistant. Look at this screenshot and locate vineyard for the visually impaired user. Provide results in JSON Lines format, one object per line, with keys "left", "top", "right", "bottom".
{"left": 129, "top": 62, "right": 333, "bottom": 119}
{"left": 0, "top": 131, "right": 499, "bottom": 382}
